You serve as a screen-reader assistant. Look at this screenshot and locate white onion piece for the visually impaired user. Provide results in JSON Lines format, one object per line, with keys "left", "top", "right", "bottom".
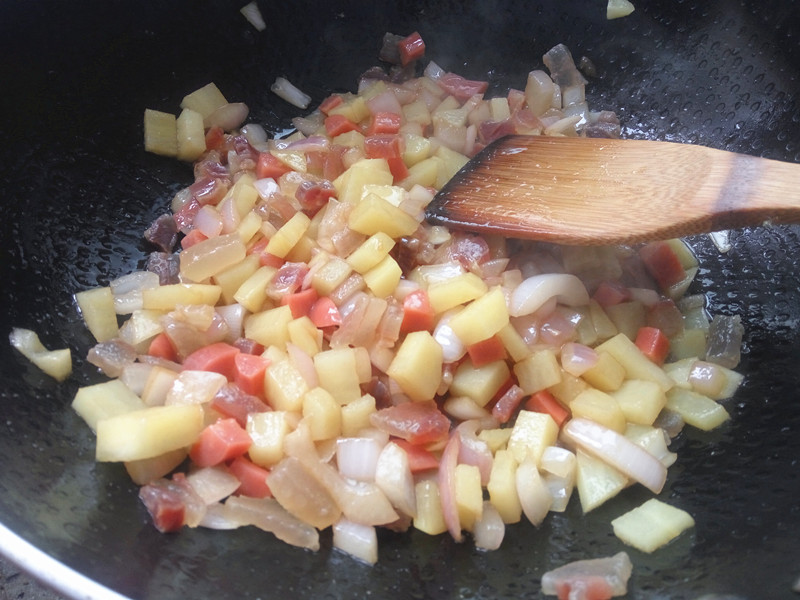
{"left": 709, "top": 230, "right": 731, "bottom": 253}
{"left": 254, "top": 176, "right": 279, "bottom": 199}
{"left": 241, "top": 122, "right": 268, "bottom": 147}
{"left": 292, "top": 112, "right": 324, "bottom": 137}
{"left": 197, "top": 502, "right": 240, "bottom": 530}
{"left": 286, "top": 343, "right": 318, "bottom": 389}
{"left": 333, "top": 518, "right": 378, "bottom": 565}
{"left": 374, "top": 442, "right": 417, "bottom": 517}
{"left": 110, "top": 271, "right": 160, "bottom": 314}
{"left": 205, "top": 102, "right": 250, "bottom": 131}
{"left": 119, "top": 362, "right": 154, "bottom": 396}
{"left": 542, "top": 472, "right": 574, "bottom": 512}
{"left": 366, "top": 89, "right": 403, "bottom": 116}
{"left": 224, "top": 495, "right": 321, "bottom": 551}
{"left": 562, "top": 418, "right": 667, "bottom": 494}
{"left": 215, "top": 303, "right": 245, "bottom": 341}
{"left": 424, "top": 60, "right": 445, "bottom": 81}
{"left": 516, "top": 456, "right": 553, "bottom": 526}
{"left": 165, "top": 370, "right": 227, "bottom": 406}
{"left": 193, "top": 205, "right": 223, "bottom": 238}
{"left": 542, "top": 552, "right": 633, "bottom": 598}
{"left": 433, "top": 311, "right": 466, "bottom": 362}
{"left": 336, "top": 437, "right": 383, "bottom": 482}
{"left": 219, "top": 197, "right": 241, "bottom": 234}
{"left": 540, "top": 446, "right": 577, "bottom": 479}
{"left": 186, "top": 466, "right": 241, "bottom": 505}
{"left": 472, "top": 501, "right": 505, "bottom": 551}
{"left": 457, "top": 421, "right": 493, "bottom": 486}
{"left": 560, "top": 342, "right": 598, "bottom": 377}
{"left": 437, "top": 431, "right": 462, "bottom": 542}
{"left": 239, "top": 1, "right": 266, "bottom": 30}
{"left": 509, "top": 273, "right": 589, "bottom": 317}
{"left": 286, "top": 135, "right": 330, "bottom": 153}
{"left": 271, "top": 77, "right": 312, "bottom": 109}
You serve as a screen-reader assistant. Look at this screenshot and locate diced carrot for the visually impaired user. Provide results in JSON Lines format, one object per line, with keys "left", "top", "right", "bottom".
{"left": 400, "top": 289, "right": 435, "bottom": 333}
{"left": 233, "top": 353, "right": 271, "bottom": 398}
{"left": 260, "top": 252, "right": 285, "bottom": 269}
{"left": 635, "top": 326, "right": 671, "bottom": 365}
{"left": 180, "top": 229, "right": 208, "bottom": 249}
{"left": 639, "top": 241, "right": 686, "bottom": 290}
{"left": 592, "top": 280, "right": 631, "bottom": 308}
{"left": 309, "top": 297, "right": 342, "bottom": 328}
{"left": 365, "top": 111, "right": 401, "bottom": 135}
{"left": 397, "top": 31, "right": 426, "bottom": 66}
{"left": 364, "top": 134, "right": 404, "bottom": 159}
{"left": 280, "top": 287, "right": 320, "bottom": 319}
{"left": 148, "top": 332, "right": 177, "bottom": 362}
{"left": 387, "top": 156, "right": 410, "bottom": 183}
{"left": 467, "top": 334, "right": 507, "bottom": 367}
{"left": 189, "top": 418, "right": 253, "bottom": 468}
{"left": 256, "top": 152, "right": 292, "bottom": 179}
{"left": 392, "top": 438, "right": 440, "bottom": 473}
{"left": 491, "top": 383, "right": 524, "bottom": 424}
{"left": 228, "top": 456, "right": 272, "bottom": 498}
{"left": 524, "top": 390, "right": 570, "bottom": 428}
{"left": 204, "top": 126, "right": 225, "bottom": 151}
{"left": 324, "top": 114, "right": 359, "bottom": 137}
{"left": 319, "top": 94, "right": 344, "bottom": 115}
{"left": 182, "top": 342, "right": 241, "bottom": 380}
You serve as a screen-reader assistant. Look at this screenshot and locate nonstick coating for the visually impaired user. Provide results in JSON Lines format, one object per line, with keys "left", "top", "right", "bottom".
{"left": 1, "top": 1, "right": 799, "bottom": 598}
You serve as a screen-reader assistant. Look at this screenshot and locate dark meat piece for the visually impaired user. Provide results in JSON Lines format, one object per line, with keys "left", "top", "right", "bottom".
{"left": 144, "top": 213, "right": 178, "bottom": 252}
{"left": 146, "top": 251, "right": 181, "bottom": 285}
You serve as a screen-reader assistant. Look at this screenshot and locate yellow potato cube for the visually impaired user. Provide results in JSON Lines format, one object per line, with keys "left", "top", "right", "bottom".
{"left": 595, "top": 333, "right": 674, "bottom": 391}
{"left": 234, "top": 266, "right": 276, "bottom": 313}
{"left": 513, "top": 348, "right": 562, "bottom": 394}
{"left": 247, "top": 411, "right": 292, "bottom": 467}
{"left": 434, "top": 145, "right": 469, "bottom": 182}
{"left": 611, "top": 498, "right": 695, "bottom": 553}
{"left": 327, "top": 95, "right": 370, "bottom": 123}
{"left": 303, "top": 387, "right": 342, "bottom": 441}
{"left": 449, "top": 358, "right": 510, "bottom": 407}
{"left": 387, "top": 331, "right": 443, "bottom": 402}
{"left": 75, "top": 286, "right": 118, "bottom": 342}
{"left": 402, "top": 100, "right": 433, "bottom": 128}
{"left": 333, "top": 130, "right": 366, "bottom": 151}
{"left": 455, "top": 464, "right": 483, "bottom": 532}
{"left": 413, "top": 479, "right": 447, "bottom": 535}
{"left": 581, "top": 350, "right": 626, "bottom": 392}
{"left": 575, "top": 449, "right": 628, "bottom": 513}
{"left": 213, "top": 253, "right": 261, "bottom": 305}
{"left": 118, "top": 309, "right": 165, "bottom": 348}
{"left": 346, "top": 232, "right": 396, "bottom": 273}
{"left": 427, "top": 272, "right": 488, "bottom": 314}
{"left": 478, "top": 428, "right": 513, "bottom": 453}
{"left": 398, "top": 156, "right": 442, "bottom": 190}
{"left": 487, "top": 449, "right": 522, "bottom": 523}
{"left": 264, "top": 358, "right": 309, "bottom": 412}
{"left": 448, "top": 287, "right": 509, "bottom": 347}
{"left": 507, "top": 410, "right": 559, "bottom": 465}
{"left": 363, "top": 255, "right": 402, "bottom": 299}
{"left": 311, "top": 256, "right": 352, "bottom": 297}
{"left": 341, "top": 394, "right": 377, "bottom": 436}
{"left": 314, "top": 348, "right": 362, "bottom": 405}
{"left": 266, "top": 212, "right": 311, "bottom": 258}
{"left": 497, "top": 323, "right": 531, "bottom": 363}
{"left": 142, "top": 284, "right": 222, "bottom": 311}
{"left": 605, "top": 300, "right": 646, "bottom": 341}
{"left": 287, "top": 316, "right": 323, "bottom": 357}
{"left": 348, "top": 193, "right": 420, "bottom": 238}
{"left": 72, "top": 379, "right": 146, "bottom": 432}
{"left": 547, "top": 369, "right": 590, "bottom": 405}
{"left": 612, "top": 379, "right": 667, "bottom": 425}
{"left": 244, "top": 305, "right": 293, "bottom": 350}
{"left": 333, "top": 158, "right": 393, "bottom": 205}
{"left": 665, "top": 388, "right": 730, "bottom": 431}
{"left": 588, "top": 299, "right": 618, "bottom": 342}
{"left": 180, "top": 82, "right": 227, "bottom": 118}
{"left": 141, "top": 366, "right": 179, "bottom": 407}
{"left": 176, "top": 108, "right": 206, "bottom": 162}
{"left": 569, "top": 389, "right": 627, "bottom": 433}
{"left": 95, "top": 404, "right": 204, "bottom": 462}
{"left": 143, "top": 109, "right": 177, "bottom": 157}
{"left": 669, "top": 329, "right": 708, "bottom": 361}
{"left": 401, "top": 132, "right": 431, "bottom": 166}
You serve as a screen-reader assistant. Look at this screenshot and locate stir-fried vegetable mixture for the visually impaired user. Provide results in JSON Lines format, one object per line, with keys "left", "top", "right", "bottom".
{"left": 14, "top": 32, "right": 744, "bottom": 581}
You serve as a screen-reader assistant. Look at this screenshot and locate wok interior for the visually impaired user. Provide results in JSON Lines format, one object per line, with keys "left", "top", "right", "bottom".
{"left": 1, "top": 0, "right": 799, "bottom": 598}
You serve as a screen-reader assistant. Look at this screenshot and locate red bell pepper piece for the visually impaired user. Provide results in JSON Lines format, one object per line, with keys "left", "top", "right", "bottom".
{"left": 400, "top": 289, "right": 435, "bottom": 333}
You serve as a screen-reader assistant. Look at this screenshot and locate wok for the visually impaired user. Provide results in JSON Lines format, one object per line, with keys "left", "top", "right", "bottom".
{"left": 1, "top": 0, "right": 798, "bottom": 598}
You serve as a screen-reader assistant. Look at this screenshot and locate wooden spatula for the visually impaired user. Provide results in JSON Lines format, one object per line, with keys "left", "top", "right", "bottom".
{"left": 425, "top": 135, "right": 800, "bottom": 245}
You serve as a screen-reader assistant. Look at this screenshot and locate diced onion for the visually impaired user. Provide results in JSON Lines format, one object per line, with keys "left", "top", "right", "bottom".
{"left": 336, "top": 437, "right": 383, "bottom": 482}
{"left": 186, "top": 466, "right": 241, "bottom": 505}
{"left": 472, "top": 501, "right": 505, "bottom": 551}
{"left": 205, "top": 102, "right": 250, "bottom": 131}
{"left": 509, "top": 273, "right": 589, "bottom": 317}
{"left": 516, "top": 456, "right": 553, "bottom": 526}
{"left": 271, "top": 77, "right": 312, "bottom": 109}
{"left": 333, "top": 518, "right": 378, "bottom": 565}
{"left": 374, "top": 442, "right": 417, "bottom": 517}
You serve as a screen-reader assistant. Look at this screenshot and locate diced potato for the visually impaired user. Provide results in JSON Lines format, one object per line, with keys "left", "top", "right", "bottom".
{"left": 402, "top": 100, "right": 433, "bottom": 128}
{"left": 332, "top": 158, "right": 393, "bottom": 205}
{"left": 607, "top": 0, "right": 636, "bottom": 20}
{"left": 612, "top": 379, "right": 667, "bottom": 425}
{"left": 625, "top": 424, "right": 677, "bottom": 468}
{"left": 547, "top": 369, "right": 590, "bottom": 405}
{"left": 448, "top": 287, "right": 509, "bottom": 347}
{"left": 328, "top": 95, "right": 371, "bottom": 124}
{"left": 666, "top": 238, "right": 699, "bottom": 270}
{"left": 427, "top": 272, "right": 488, "bottom": 314}
{"left": 142, "top": 284, "right": 222, "bottom": 311}
{"left": 348, "top": 193, "right": 420, "bottom": 238}
{"left": 513, "top": 348, "right": 562, "bottom": 395}
{"left": 72, "top": 379, "right": 146, "bottom": 431}
{"left": 489, "top": 97, "right": 511, "bottom": 121}
{"left": 141, "top": 365, "right": 179, "bottom": 407}
{"left": 669, "top": 329, "right": 707, "bottom": 361}
{"left": 449, "top": 358, "right": 510, "bottom": 407}
{"left": 414, "top": 479, "right": 448, "bottom": 535}
{"left": 266, "top": 212, "right": 311, "bottom": 258}
{"left": 569, "top": 389, "right": 627, "bottom": 433}
{"left": 314, "top": 348, "right": 362, "bottom": 405}
{"left": 124, "top": 448, "right": 189, "bottom": 485}
{"left": 611, "top": 498, "right": 695, "bottom": 553}
{"left": 118, "top": 309, "right": 164, "bottom": 348}
{"left": 234, "top": 265, "right": 276, "bottom": 313}
{"left": 665, "top": 387, "right": 730, "bottom": 431}
{"left": 588, "top": 299, "right": 618, "bottom": 342}
{"left": 303, "top": 387, "right": 342, "bottom": 441}
{"left": 75, "top": 287, "right": 119, "bottom": 342}
{"left": 333, "top": 130, "right": 366, "bottom": 151}
{"left": 595, "top": 333, "right": 674, "bottom": 391}
{"left": 176, "top": 108, "right": 206, "bottom": 161}
{"left": 401, "top": 132, "right": 431, "bottom": 166}
{"left": 497, "top": 323, "right": 530, "bottom": 363}
{"left": 287, "top": 316, "right": 323, "bottom": 357}
{"left": 434, "top": 145, "right": 469, "bottom": 182}
{"left": 9, "top": 328, "right": 73, "bottom": 382}
{"left": 604, "top": 301, "right": 646, "bottom": 341}
{"left": 311, "top": 256, "right": 353, "bottom": 296}
{"left": 507, "top": 410, "right": 559, "bottom": 465}
{"left": 575, "top": 449, "right": 628, "bottom": 513}
{"left": 264, "top": 358, "right": 309, "bottom": 412}
{"left": 213, "top": 253, "right": 261, "bottom": 305}
{"left": 362, "top": 255, "right": 401, "bottom": 299}
{"left": 341, "top": 394, "right": 377, "bottom": 437}
{"left": 455, "top": 464, "right": 483, "bottom": 531}
{"left": 95, "top": 404, "right": 204, "bottom": 462}
{"left": 346, "top": 232, "right": 395, "bottom": 273}
{"left": 581, "top": 350, "right": 626, "bottom": 392}
{"left": 487, "top": 449, "right": 522, "bottom": 523}
{"left": 663, "top": 357, "right": 697, "bottom": 389}
{"left": 245, "top": 305, "right": 293, "bottom": 349}
{"left": 387, "top": 331, "right": 443, "bottom": 402}
{"left": 180, "top": 82, "right": 228, "bottom": 119}
{"left": 247, "top": 411, "right": 292, "bottom": 467}
{"left": 143, "top": 109, "right": 177, "bottom": 157}
{"left": 398, "top": 156, "right": 442, "bottom": 190}
{"left": 478, "top": 428, "right": 513, "bottom": 453}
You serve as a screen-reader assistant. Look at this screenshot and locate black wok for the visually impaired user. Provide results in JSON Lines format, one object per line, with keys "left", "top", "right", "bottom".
{"left": 1, "top": 1, "right": 799, "bottom": 598}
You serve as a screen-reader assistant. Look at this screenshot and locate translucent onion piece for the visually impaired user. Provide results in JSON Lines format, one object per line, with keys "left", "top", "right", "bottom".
{"left": 541, "top": 551, "right": 633, "bottom": 598}
{"left": 516, "top": 456, "right": 552, "bottom": 526}
{"left": 186, "top": 466, "right": 241, "bottom": 505}
{"left": 241, "top": 123, "right": 268, "bottom": 148}
{"left": 473, "top": 501, "right": 505, "bottom": 551}
{"left": 254, "top": 177, "right": 279, "bottom": 199}
{"left": 374, "top": 442, "right": 417, "bottom": 518}
{"left": 193, "top": 205, "right": 223, "bottom": 238}
{"left": 87, "top": 339, "right": 137, "bottom": 378}
{"left": 271, "top": 77, "right": 312, "bottom": 109}
{"left": 437, "top": 431, "right": 462, "bottom": 542}
{"left": 165, "top": 370, "right": 227, "bottom": 406}
{"left": 240, "top": 1, "right": 266, "bottom": 30}
{"left": 424, "top": 60, "right": 445, "bottom": 81}
{"left": 433, "top": 310, "right": 466, "bottom": 362}
{"left": 336, "top": 437, "right": 383, "bottom": 482}
{"left": 205, "top": 102, "right": 250, "bottom": 131}
{"left": 110, "top": 271, "right": 160, "bottom": 314}
{"left": 333, "top": 518, "right": 378, "bottom": 565}
{"left": 560, "top": 342, "right": 598, "bottom": 377}
{"left": 509, "top": 273, "right": 589, "bottom": 317}
{"left": 705, "top": 314, "right": 744, "bottom": 369}
{"left": 562, "top": 418, "right": 667, "bottom": 494}
{"left": 224, "top": 496, "right": 320, "bottom": 551}
{"left": 215, "top": 304, "right": 246, "bottom": 341}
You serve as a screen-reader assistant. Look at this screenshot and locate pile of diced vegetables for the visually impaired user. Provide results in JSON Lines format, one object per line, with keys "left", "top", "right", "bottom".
{"left": 11, "top": 29, "right": 745, "bottom": 596}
